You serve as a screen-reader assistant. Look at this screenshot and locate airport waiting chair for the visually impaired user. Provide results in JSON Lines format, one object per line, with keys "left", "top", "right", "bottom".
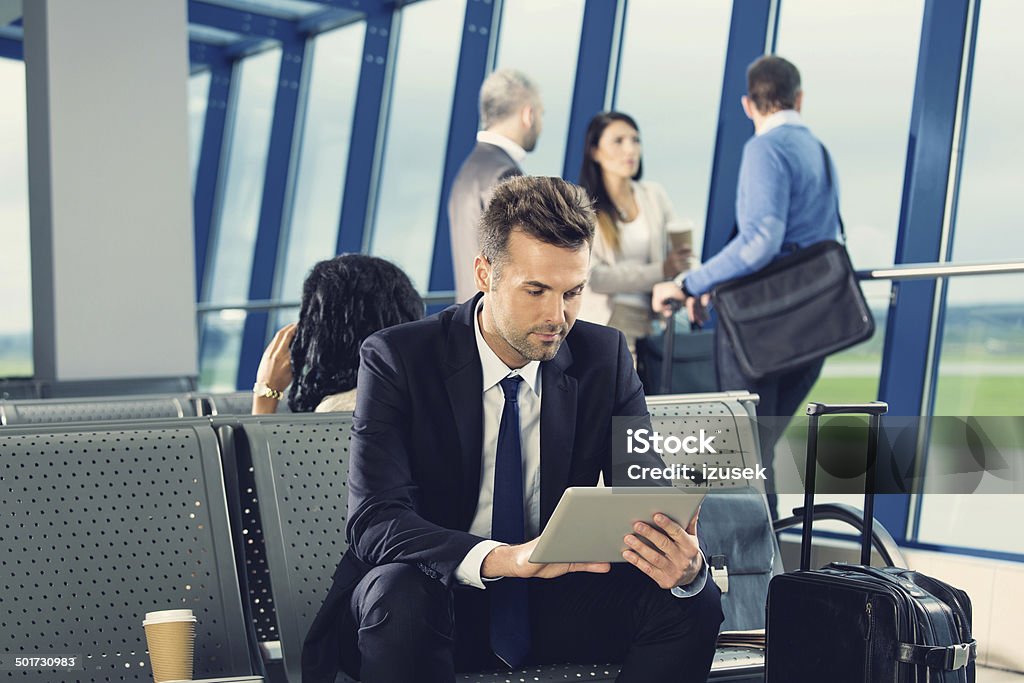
{"left": 226, "top": 393, "right": 906, "bottom": 682}
{"left": 0, "top": 418, "right": 256, "bottom": 682}
{"left": 0, "top": 393, "right": 193, "bottom": 426}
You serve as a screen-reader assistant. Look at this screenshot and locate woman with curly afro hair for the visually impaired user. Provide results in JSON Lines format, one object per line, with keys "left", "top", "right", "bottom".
{"left": 252, "top": 254, "right": 423, "bottom": 414}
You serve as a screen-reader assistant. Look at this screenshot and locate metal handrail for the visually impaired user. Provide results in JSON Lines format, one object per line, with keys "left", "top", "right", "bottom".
{"left": 196, "top": 290, "right": 458, "bottom": 314}
{"left": 855, "top": 259, "right": 1024, "bottom": 281}
{"left": 195, "top": 260, "right": 1024, "bottom": 315}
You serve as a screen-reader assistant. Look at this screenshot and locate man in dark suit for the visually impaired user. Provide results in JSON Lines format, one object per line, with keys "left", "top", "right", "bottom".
{"left": 303, "top": 176, "right": 723, "bottom": 682}
{"left": 448, "top": 69, "right": 543, "bottom": 303}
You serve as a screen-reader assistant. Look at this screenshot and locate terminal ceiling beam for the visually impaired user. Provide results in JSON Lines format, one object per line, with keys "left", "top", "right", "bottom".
{"left": 428, "top": 0, "right": 500, "bottom": 295}
{"left": 0, "top": 30, "right": 20, "bottom": 59}
{"left": 189, "top": 0, "right": 301, "bottom": 41}
{"left": 335, "top": 10, "right": 395, "bottom": 255}
{"left": 235, "top": 38, "right": 310, "bottom": 390}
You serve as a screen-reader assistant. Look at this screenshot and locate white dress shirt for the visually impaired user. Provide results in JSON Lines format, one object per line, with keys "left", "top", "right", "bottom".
{"left": 476, "top": 130, "right": 528, "bottom": 164}
{"left": 455, "top": 299, "right": 708, "bottom": 598}
{"left": 455, "top": 300, "right": 542, "bottom": 589}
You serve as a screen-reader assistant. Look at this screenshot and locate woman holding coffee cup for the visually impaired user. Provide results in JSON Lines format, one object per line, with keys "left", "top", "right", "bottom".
{"left": 576, "top": 111, "right": 694, "bottom": 357}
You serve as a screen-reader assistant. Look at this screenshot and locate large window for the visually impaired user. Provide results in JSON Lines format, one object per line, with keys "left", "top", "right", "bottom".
{"left": 494, "top": 0, "right": 585, "bottom": 178}
{"left": 614, "top": 0, "right": 732, "bottom": 256}
{"left": 0, "top": 58, "right": 32, "bottom": 378}
{"left": 916, "top": 1, "right": 1024, "bottom": 553}
{"left": 773, "top": 0, "right": 924, "bottom": 524}
{"left": 369, "top": 0, "right": 466, "bottom": 292}
{"left": 276, "top": 22, "right": 365, "bottom": 307}
{"left": 198, "top": 47, "right": 282, "bottom": 390}
{"left": 773, "top": 1, "right": 923, "bottom": 405}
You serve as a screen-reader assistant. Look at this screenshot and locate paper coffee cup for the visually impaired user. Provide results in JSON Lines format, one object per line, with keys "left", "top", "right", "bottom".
{"left": 143, "top": 609, "right": 197, "bottom": 683}
{"left": 668, "top": 227, "right": 693, "bottom": 252}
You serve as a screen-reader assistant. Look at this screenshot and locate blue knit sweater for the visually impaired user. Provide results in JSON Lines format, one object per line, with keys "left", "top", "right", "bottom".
{"left": 685, "top": 120, "right": 841, "bottom": 296}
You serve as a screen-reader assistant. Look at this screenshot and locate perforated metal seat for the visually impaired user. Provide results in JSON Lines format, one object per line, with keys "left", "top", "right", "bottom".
{"left": 0, "top": 393, "right": 193, "bottom": 426}
{"left": 0, "top": 419, "right": 254, "bottom": 682}
{"left": 231, "top": 395, "right": 769, "bottom": 683}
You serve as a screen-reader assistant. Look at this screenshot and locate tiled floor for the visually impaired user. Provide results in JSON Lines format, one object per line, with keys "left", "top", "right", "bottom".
{"left": 980, "top": 667, "right": 1024, "bottom": 681}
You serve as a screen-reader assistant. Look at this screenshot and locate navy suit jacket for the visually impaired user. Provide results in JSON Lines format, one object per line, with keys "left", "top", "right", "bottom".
{"left": 301, "top": 293, "right": 655, "bottom": 681}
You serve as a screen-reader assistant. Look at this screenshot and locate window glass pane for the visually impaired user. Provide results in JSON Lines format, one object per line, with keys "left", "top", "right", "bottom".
{"left": 916, "top": 1, "right": 1024, "bottom": 554}
{"left": 916, "top": 274, "right": 1024, "bottom": 553}
{"left": 370, "top": 0, "right": 466, "bottom": 291}
{"left": 614, "top": 0, "right": 731, "bottom": 255}
{"left": 203, "top": 47, "right": 281, "bottom": 303}
{"left": 189, "top": 70, "right": 211, "bottom": 190}
{"left": 199, "top": 48, "right": 281, "bottom": 390}
{"left": 0, "top": 58, "right": 32, "bottom": 378}
{"left": 278, "top": 22, "right": 365, "bottom": 301}
{"left": 775, "top": 0, "right": 924, "bottom": 270}
{"left": 494, "top": 0, "right": 585, "bottom": 178}
{"left": 198, "top": 311, "right": 247, "bottom": 392}
{"left": 772, "top": 1, "right": 922, "bottom": 529}
{"left": 950, "top": 0, "right": 1024, "bottom": 264}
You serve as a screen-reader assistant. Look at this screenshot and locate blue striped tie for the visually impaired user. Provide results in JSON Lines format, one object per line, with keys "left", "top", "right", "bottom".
{"left": 489, "top": 375, "right": 529, "bottom": 668}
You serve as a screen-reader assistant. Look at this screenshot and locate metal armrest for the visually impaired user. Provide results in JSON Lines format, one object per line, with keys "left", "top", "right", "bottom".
{"left": 773, "top": 502, "right": 907, "bottom": 567}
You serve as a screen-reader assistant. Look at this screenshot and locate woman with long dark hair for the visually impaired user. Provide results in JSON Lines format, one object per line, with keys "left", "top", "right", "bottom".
{"left": 577, "top": 111, "right": 693, "bottom": 355}
{"left": 251, "top": 254, "right": 423, "bottom": 414}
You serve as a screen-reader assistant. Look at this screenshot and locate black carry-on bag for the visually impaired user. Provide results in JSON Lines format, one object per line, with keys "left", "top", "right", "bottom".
{"left": 637, "top": 300, "right": 717, "bottom": 395}
{"left": 766, "top": 402, "right": 977, "bottom": 683}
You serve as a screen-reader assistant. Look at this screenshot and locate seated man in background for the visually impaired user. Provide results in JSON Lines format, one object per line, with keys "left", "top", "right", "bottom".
{"left": 251, "top": 254, "right": 423, "bottom": 414}
{"left": 302, "top": 176, "right": 722, "bottom": 683}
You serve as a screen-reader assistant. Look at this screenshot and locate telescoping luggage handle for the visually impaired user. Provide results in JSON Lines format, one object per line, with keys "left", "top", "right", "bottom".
{"left": 800, "top": 401, "right": 888, "bottom": 572}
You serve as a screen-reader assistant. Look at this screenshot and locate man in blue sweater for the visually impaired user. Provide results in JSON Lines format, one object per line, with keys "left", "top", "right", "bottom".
{"left": 652, "top": 56, "right": 840, "bottom": 513}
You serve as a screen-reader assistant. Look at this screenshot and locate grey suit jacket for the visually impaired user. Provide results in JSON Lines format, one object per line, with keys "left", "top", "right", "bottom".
{"left": 447, "top": 142, "right": 522, "bottom": 302}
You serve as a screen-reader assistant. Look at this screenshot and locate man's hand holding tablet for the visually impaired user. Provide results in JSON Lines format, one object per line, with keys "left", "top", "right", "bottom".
{"left": 481, "top": 539, "right": 612, "bottom": 580}
{"left": 622, "top": 511, "right": 703, "bottom": 589}
{"left": 482, "top": 487, "right": 706, "bottom": 590}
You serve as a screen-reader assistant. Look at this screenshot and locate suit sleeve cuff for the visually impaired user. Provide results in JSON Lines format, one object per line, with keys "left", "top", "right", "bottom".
{"left": 455, "top": 540, "right": 506, "bottom": 589}
{"left": 670, "top": 549, "right": 708, "bottom": 598}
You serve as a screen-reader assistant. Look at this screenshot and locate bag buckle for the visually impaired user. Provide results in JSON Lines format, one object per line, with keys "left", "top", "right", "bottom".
{"left": 948, "top": 642, "right": 971, "bottom": 671}
{"left": 709, "top": 555, "right": 729, "bottom": 593}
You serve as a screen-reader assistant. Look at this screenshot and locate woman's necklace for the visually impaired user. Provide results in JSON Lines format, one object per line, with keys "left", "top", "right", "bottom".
{"left": 612, "top": 186, "right": 635, "bottom": 222}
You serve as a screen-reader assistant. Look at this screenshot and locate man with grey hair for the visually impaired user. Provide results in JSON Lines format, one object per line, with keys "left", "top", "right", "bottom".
{"left": 448, "top": 69, "right": 544, "bottom": 302}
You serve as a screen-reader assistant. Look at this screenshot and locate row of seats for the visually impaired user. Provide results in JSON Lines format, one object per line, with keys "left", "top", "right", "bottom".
{"left": 0, "top": 392, "right": 900, "bottom": 682}
{"left": 0, "top": 390, "right": 283, "bottom": 426}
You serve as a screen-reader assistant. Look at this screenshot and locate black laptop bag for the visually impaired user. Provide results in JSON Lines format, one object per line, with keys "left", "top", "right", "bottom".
{"left": 765, "top": 402, "right": 977, "bottom": 682}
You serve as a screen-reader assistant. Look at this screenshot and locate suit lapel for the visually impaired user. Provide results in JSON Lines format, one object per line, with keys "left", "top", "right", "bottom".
{"left": 539, "top": 342, "right": 577, "bottom": 529}
{"left": 444, "top": 294, "right": 485, "bottom": 529}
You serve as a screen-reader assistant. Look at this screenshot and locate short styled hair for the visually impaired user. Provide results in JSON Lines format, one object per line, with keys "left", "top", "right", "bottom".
{"left": 479, "top": 69, "right": 539, "bottom": 129}
{"left": 747, "top": 55, "right": 801, "bottom": 114}
{"left": 479, "top": 176, "right": 595, "bottom": 273}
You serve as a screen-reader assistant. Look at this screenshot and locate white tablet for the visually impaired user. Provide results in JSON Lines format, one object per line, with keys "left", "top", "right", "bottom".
{"left": 529, "top": 487, "right": 706, "bottom": 563}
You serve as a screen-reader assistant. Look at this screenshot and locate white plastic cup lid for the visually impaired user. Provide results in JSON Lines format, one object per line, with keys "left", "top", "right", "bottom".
{"left": 143, "top": 609, "right": 196, "bottom": 625}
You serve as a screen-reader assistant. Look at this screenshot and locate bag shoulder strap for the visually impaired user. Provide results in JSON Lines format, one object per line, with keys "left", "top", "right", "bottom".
{"left": 819, "top": 143, "right": 846, "bottom": 244}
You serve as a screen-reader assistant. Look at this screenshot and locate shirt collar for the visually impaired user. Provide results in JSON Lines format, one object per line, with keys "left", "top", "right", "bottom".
{"left": 757, "top": 109, "right": 804, "bottom": 136}
{"left": 473, "top": 298, "right": 540, "bottom": 396}
{"left": 477, "top": 130, "right": 528, "bottom": 163}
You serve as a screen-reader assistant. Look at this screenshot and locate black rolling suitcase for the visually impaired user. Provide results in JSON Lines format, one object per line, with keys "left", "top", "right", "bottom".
{"left": 766, "top": 402, "right": 977, "bottom": 682}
